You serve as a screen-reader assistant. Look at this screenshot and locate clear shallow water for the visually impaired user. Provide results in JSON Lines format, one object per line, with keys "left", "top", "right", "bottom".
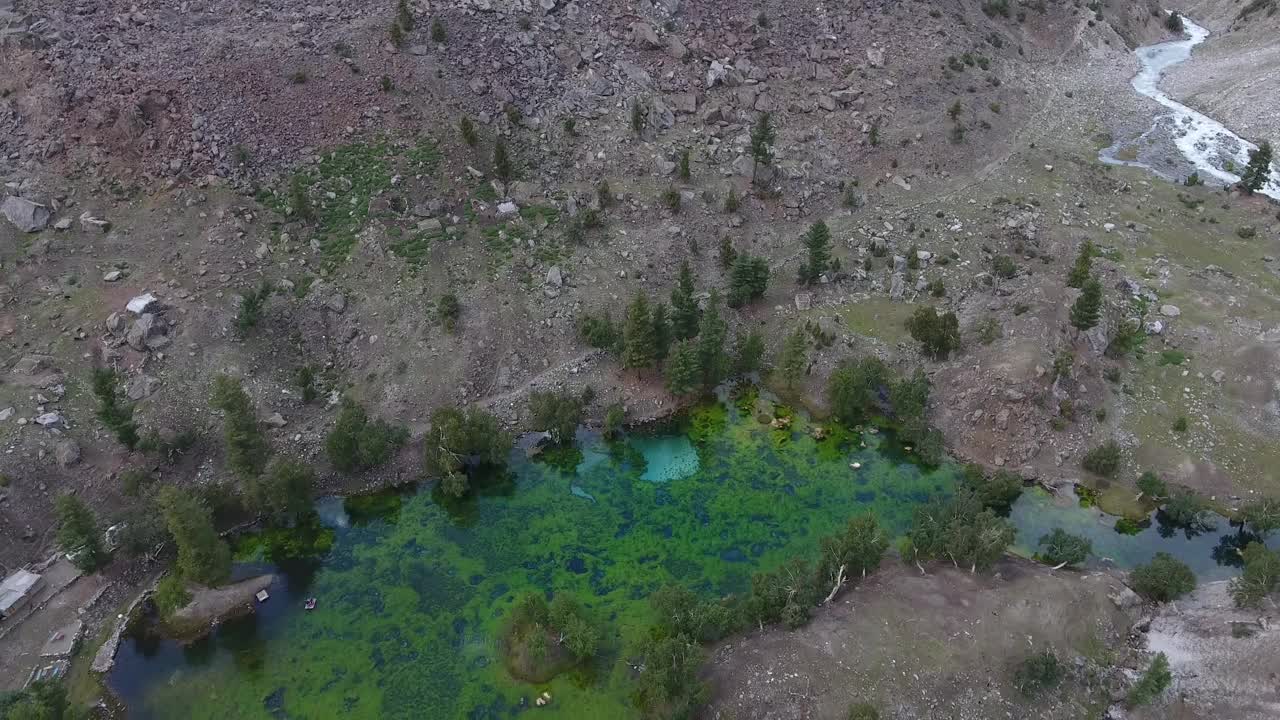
{"left": 1101, "top": 17, "right": 1279, "bottom": 199}
{"left": 107, "top": 399, "right": 1265, "bottom": 719}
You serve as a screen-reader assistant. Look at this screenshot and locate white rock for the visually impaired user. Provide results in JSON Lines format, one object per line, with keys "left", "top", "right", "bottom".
{"left": 103, "top": 270, "right": 123, "bottom": 282}
{"left": 126, "top": 293, "right": 158, "bottom": 314}
{"left": 35, "top": 412, "right": 64, "bottom": 427}
{"left": 1103, "top": 223, "right": 1116, "bottom": 232}
{"left": 497, "top": 201, "right": 519, "bottom": 216}
{"left": 1159, "top": 304, "right": 1181, "bottom": 317}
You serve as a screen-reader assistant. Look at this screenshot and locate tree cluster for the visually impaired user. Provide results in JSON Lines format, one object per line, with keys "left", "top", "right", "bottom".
{"left": 826, "top": 359, "right": 945, "bottom": 464}
{"left": 424, "top": 406, "right": 511, "bottom": 497}
{"left": 326, "top": 398, "right": 409, "bottom": 472}
{"left": 905, "top": 306, "right": 961, "bottom": 360}
{"left": 91, "top": 367, "right": 140, "bottom": 449}
{"left": 900, "top": 488, "right": 1015, "bottom": 573}
{"left": 500, "top": 592, "right": 600, "bottom": 683}
{"left": 529, "top": 389, "right": 586, "bottom": 446}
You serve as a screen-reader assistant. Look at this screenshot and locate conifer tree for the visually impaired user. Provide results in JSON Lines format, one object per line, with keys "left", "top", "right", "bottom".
{"left": 665, "top": 339, "right": 703, "bottom": 397}
{"left": 622, "top": 293, "right": 657, "bottom": 371}
{"left": 1239, "top": 141, "right": 1273, "bottom": 194}
{"left": 798, "top": 220, "right": 831, "bottom": 285}
{"left": 158, "top": 486, "right": 231, "bottom": 586}
{"left": 1066, "top": 240, "right": 1094, "bottom": 288}
{"left": 651, "top": 302, "right": 672, "bottom": 361}
{"left": 696, "top": 290, "right": 729, "bottom": 388}
{"left": 56, "top": 494, "right": 104, "bottom": 572}
{"left": 750, "top": 112, "right": 776, "bottom": 174}
{"left": 1070, "top": 277, "right": 1103, "bottom": 330}
{"left": 727, "top": 255, "right": 770, "bottom": 308}
{"left": 778, "top": 327, "right": 809, "bottom": 388}
{"left": 670, "top": 260, "right": 701, "bottom": 340}
{"left": 211, "top": 375, "right": 270, "bottom": 478}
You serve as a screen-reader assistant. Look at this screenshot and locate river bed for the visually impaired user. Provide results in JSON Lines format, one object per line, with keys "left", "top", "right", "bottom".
{"left": 1100, "top": 16, "right": 1279, "bottom": 199}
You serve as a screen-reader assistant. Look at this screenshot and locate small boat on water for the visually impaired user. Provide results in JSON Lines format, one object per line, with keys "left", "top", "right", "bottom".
{"left": 304, "top": 598, "right": 317, "bottom": 611}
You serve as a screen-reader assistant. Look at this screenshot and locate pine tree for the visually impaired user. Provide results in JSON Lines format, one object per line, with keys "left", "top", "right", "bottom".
{"left": 56, "top": 494, "right": 104, "bottom": 572}
{"left": 493, "top": 139, "right": 513, "bottom": 183}
{"left": 750, "top": 112, "right": 776, "bottom": 171}
{"left": 210, "top": 375, "right": 270, "bottom": 478}
{"left": 778, "top": 327, "right": 809, "bottom": 388}
{"left": 1070, "top": 277, "right": 1103, "bottom": 330}
{"left": 248, "top": 459, "right": 315, "bottom": 525}
{"left": 727, "top": 255, "right": 770, "bottom": 307}
{"left": 798, "top": 220, "right": 831, "bottom": 285}
{"left": 734, "top": 331, "right": 766, "bottom": 374}
{"left": 622, "top": 293, "right": 657, "bottom": 371}
{"left": 158, "top": 486, "right": 231, "bottom": 586}
{"left": 670, "top": 260, "right": 700, "bottom": 340}
{"left": 651, "top": 302, "right": 672, "bottom": 361}
{"left": 678, "top": 149, "right": 691, "bottom": 180}
{"left": 1239, "top": 141, "right": 1273, "bottom": 194}
{"left": 665, "top": 339, "right": 703, "bottom": 397}
{"left": 718, "top": 236, "right": 737, "bottom": 269}
{"left": 696, "top": 289, "right": 729, "bottom": 388}
{"left": 1066, "top": 240, "right": 1094, "bottom": 288}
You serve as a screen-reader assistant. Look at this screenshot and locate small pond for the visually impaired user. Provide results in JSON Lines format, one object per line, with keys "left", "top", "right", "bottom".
{"left": 106, "top": 395, "right": 1267, "bottom": 719}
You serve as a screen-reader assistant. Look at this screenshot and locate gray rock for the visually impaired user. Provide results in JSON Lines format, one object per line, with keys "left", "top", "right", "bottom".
{"left": 0, "top": 407, "right": 11, "bottom": 421}
{"left": 668, "top": 93, "right": 698, "bottom": 114}
{"left": 866, "top": 47, "right": 885, "bottom": 68}
{"left": 103, "top": 270, "right": 123, "bottom": 282}
{"left": 889, "top": 273, "right": 905, "bottom": 299}
{"left": 816, "top": 95, "right": 837, "bottom": 112}
{"left": 126, "top": 374, "right": 159, "bottom": 400}
{"left": 126, "top": 293, "right": 158, "bottom": 314}
{"left": 326, "top": 294, "right": 347, "bottom": 313}
{"left": 264, "top": 412, "right": 288, "bottom": 428}
{"left": 1159, "top": 304, "right": 1181, "bottom": 317}
{"left": 2, "top": 196, "right": 51, "bottom": 232}
{"left": 667, "top": 36, "right": 688, "bottom": 60}
{"left": 105, "top": 312, "right": 126, "bottom": 335}
{"left": 417, "top": 218, "right": 443, "bottom": 232}
{"left": 794, "top": 293, "right": 813, "bottom": 311}
{"left": 79, "top": 212, "right": 111, "bottom": 233}
{"left": 1211, "top": 369, "right": 1225, "bottom": 383}
{"left": 126, "top": 314, "right": 167, "bottom": 351}
{"left": 53, "top": 217, "right": 73, "bottom": 231}
{"left": 12, "top": 355, "right": 49, "bottom": 375}
{"left": 35, "top": 412, "right": 63, "bottom": 427}
{"left": 655, "top": 158, "right": 676, "bottom": 176}
{"left": 54, "top": 439, "right": 81, "bottom": 468}
{"left": 546, "top": 265, "right": 564, "bottom": 288}
{"left": 630, "top": 22, "right": 661, "bottom": 50}
{"left": 892, "top": 255, "right": 907, "bottom": 272}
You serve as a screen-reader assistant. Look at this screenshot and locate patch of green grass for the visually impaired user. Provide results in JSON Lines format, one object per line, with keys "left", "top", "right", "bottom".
{"left": 1158, "top": 350, "right": 1187, "bottom": 366}
{"left": 390, "top": 228, "right": 446, "bottom": 266}
{"left": 837, "top": 299, "right": 918, "bottom": 344}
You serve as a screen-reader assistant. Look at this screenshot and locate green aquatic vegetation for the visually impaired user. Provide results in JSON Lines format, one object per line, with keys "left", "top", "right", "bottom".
{"left": 1074, "top": 484, "right": 1100, "bottom": 508}
{"left": 233, "top": 512, "right": 336, "bottom": 562}
{"left": 1114, "top": 517, "right": 1150, "bottom": 535}
{"left": 115, "top": 401, "right": 959, "bottom": 719}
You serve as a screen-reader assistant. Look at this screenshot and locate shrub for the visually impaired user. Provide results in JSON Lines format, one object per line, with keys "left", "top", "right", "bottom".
{"left": 904, "top": 489, "right": 1015, "bottom": 573}
{"left": 211, "top": 376, "right": 271, "bottom": 478}
{"left": 154, "top": 575, "right": 192, "bottom": 616}
{"left": 430, "top": 17, "right": 446, "bottom": 42}
{"left": 724, "top": 187, "right": 740, "bottom": 213}
{"left": 962, "top": 465, "right": 1023, "bottom": 513}
{"left": 1230, "top": 542, "right": 1280, "bottom": 607}
{"left": 1237, "top": 497, "right": 1280, "bottom": 537}
{"left": 578, "top": 311, "right": 619, "bottom": 351}
{"left": 1037, "top": 528, "right": 1092, "bottom": 567}
{"left": 630, "top": 99, "right": 646, "bottom": 135}
{"left": 992, "top": 254, "right": 1016, "bottom": 279}
{"left": 56, "top": 495, "right": 104, "bottom": 572}
{"left": 1129, "top": 553, "right": 1195, "bottom": 602}
{"left": 492, "top": 139, "right": 513, "bottom": 183}
{"left": 248, "top": 459, "right": 315, "bottom": 524}
{"left": 1165, "top": 10, "right": 1183, "bottom": 32}
{"left": 905, "top": 306, "right": 962, "bottom": 359}
{"left": 1171, "top": 416, "right": 1188, "bottom": 432}
{"left": 846, "top": 704, "right": 880, "bottom": 720}
{"left": 325, "top": 399, "right": 409, "bottom": 472}
{"left": 1136, "top": 471, "right": 1167, "bottom": 500}
{"left": 662, "top": 187, "right": 681, "bottom": 213}
{"left": 91, "top": 367, "right": 140, "bottom": 449}
{"left": 1126, "top": 653, "right": 1172, "bottom": 707}
{"left": 529, "top": 389, "right": 585, "bottom": 446}
{"left": 236, "top": 280, "right": 272, "bottom": 333}
{"left": 459, "top": 116, "right": 477, "bottom": 146}
{"left": 1013, "top": 651, "right": 1063, "bottom": 696}
{"left": 1081, "top": 440, "right": 1121, "bottom": 476}
{"left": 678, "top": 149, "right": 691, "bottom": 180}
{"left": 437, "top": 292, "right": 460, "bottom": 333}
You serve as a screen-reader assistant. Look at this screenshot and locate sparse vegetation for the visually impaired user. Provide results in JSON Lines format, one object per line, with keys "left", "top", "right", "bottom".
{"left": 91, "top": 368, "right": 140, "bottom": 449}
{"left": 437, "top": 292, "right": 460, "bottom": 332}
{"left": 56, "top": 494, "right": 104, "bottom": 572}
{"left": 236, "top": 281, "right": 272, "bottom": 332}
{"left": 1013, "top": 651, "right": 1063, "bottom": 696}
{"left": 493, "top": 139, "right": 514, "bottom": 183}
{"left": 430, "top": 17, "right": 446, "bottom": 43}
{"left": 211, "top": 375, "right": 271, "bottom": 479}
{"left": 459, "top": 116, "right": 477, "bottom": 146}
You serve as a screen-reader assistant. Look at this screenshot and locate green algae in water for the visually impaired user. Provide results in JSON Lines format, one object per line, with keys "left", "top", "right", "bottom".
{"left": 633, "top": 435, "right": 700, "bottom": 483}
{"left": 110, "top": 401, "right": 958, "bottom": 720}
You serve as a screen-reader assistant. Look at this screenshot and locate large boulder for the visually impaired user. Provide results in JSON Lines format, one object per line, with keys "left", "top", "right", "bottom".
{"left": 2, "top": 196, "right": 51, "bottom": 233}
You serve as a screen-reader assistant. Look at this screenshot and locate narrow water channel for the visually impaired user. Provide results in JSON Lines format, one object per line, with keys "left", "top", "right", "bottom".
{"left": 106, "top": 395, "right": 1270, "bottom": 719}
{"left": 1100, "top": 16, "right": 1279, "bottom": 199}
